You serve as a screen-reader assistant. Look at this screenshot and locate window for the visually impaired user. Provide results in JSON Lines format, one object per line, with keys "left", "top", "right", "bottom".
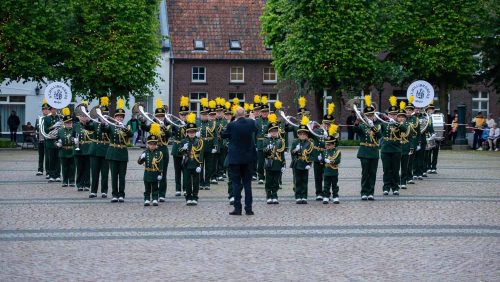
{"left": 9, "top": 96, "right": 26, "bottom": 103}
{"left": 0, "top": 95, "right": 26, "bottom": 134}
{"left": 263, "top": 67, "right": 277, "bottom": 83}
{"left": 261, "top": 93, "right": 278, "bottom": 111}
{"left": 193, "top": 39, "right": 205, "bottom": 50}
{"left": 192, "top": 67, "right": 206, "bottom": 83}
{"left": 472, "top": 91, "right": 489, "bottom": 116}
{"left": 228, "top": 93, "right": 245, "bottom": 105}
{"left": 230, "top": 40, "right": 241, "bottom": 50}
{"left": 189, "top": 92, "right": 208, "bottom": 115}
{"left": 230, "top": 67, "right": 244, "bottom": 83}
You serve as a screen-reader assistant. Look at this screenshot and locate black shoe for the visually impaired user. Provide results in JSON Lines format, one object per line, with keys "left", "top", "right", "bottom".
{"left": 229, "top": 210, "right": 242, "bottom": 215}
{"left": 205, "top": 186, "right": 210, "bottom": 190}
{"left": 245, "top": 210, "right": 254, "bottom": 215}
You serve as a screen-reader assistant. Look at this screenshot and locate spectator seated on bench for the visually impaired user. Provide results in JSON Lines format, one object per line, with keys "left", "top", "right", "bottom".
{"left": 22, "top": 122, "right": 37, "bottom": 149}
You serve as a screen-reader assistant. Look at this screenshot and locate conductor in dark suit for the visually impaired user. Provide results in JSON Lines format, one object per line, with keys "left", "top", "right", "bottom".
{"left": 222, "top": 107, "right": 258, "bottom": 215}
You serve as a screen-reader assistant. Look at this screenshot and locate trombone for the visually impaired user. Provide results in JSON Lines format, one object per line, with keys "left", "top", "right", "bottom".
{"left": 95, "top": 107, "right": 127, "bottom": 129}
{"left": 278, "top": 110, "right": 299, "bottom": 128}
{"left": 78, "top": 104, "right": 101, "bottom": 124}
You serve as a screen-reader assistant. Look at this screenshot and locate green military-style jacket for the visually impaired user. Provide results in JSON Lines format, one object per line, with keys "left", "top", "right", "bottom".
{"left": 138, "top": 149, "right": 164, "bottom": 182}
{"left": 322, "top": 148, "right": 341, "bottom": 176}
{"left": 87, "top": 121, "right": 110, "bottom": 157}
{"left": 353, "top": 123, "right": 382, "bottom": 159}
{"left": 406, "top": 115, "right": 420, "bottom": 149}
{"left": 103, "top": 124, "right": 131, "bottom": 162}
{"left": 199, "top": 120, "right": 217, "bottom": 153}
{"left": 179, "top": 137, "right": 204, "bottom": 169}
{"left": 263, "top": 137, "right": 286, "bottom": 171}
{"left": 310, "top": 129, "right": 326, "bottom": 163}
{"left": 171, "top": 126, "right": 186, "bottom": 157}
{"left": 43, "top": 114, "right": 61, "bottom": 149}
{"left": 57, "top": 127, "right": 75, "bottom": 158}
{"left": 215, "top": 118, "right": 227, "bottom": 152}
{"left": 278, "top": 122, "right": 292, "bottom": 150}
{"left": 255, "top": 117, "right": 269, "bottom": 151}
{"left": 380, "top": 122, "right": 407, "bottom": 153}
{"left": 415, "top": 113, "right": 427, "bottom": 147}
{"left": 73, "top": 121, "right": 93, "bottom": 156}
{"left": 291, "top": 138, "right": 313, "bottom": 170}
{"left": 400, "top": 120, "right": 411, "bottom": 155}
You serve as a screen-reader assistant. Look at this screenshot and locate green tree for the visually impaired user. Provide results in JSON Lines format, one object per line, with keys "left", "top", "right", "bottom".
{"left": 0, "top": 0, "right": 161, "bottom": 103}
{"left": 385, "top": 0, "right": 484, "bottom": 114}
{"left": 262, "top": 0, "right": 387, "bottom": 119}
{"left": 476, "top": 0, "right": 499, "bottom": 94}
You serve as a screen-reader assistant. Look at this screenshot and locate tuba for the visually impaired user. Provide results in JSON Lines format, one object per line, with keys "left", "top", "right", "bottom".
{"left": 278, "top": 110, "right": 299, "bottom": 128}
{"left": 307, "top": 121, "right": 328, "bottom": 138}
{"left": 419, "top": 112, "right": 431, "bottom": 134}
{"left": 40, "top": 112, "right": 63, "bottom": 139}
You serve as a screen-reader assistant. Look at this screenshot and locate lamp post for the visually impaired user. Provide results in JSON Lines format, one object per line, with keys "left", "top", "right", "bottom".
{"left": 452, "top": 104, "right": 468, "bottom": 150}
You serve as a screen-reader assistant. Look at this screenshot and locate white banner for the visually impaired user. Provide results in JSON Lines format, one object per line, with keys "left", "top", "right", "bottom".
{"left": 407, "top": 80, "right": 434, "bottom": 108}
{"left": 44, "top": 82, "right": 72, "bottom": 109}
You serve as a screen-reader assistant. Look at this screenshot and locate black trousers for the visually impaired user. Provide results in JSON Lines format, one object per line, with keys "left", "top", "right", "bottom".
{"left": 382, "top": 152, "right": 401, "bottom": 192}
{"left": 173, "top": 155, "right": 183, "bottom": 192}
{"left": 313, "top": 162, "right": 324, "bottom": 196}
{"left": 229, "top": 163, "right": 254, "bottom": 212}
{"left": 144, "top": 181, "right": 159, "bottom": 201}
{"left": 323, "top": 175, "right": 339, "bottom": 198}
{"left": 430, "top": 143, "right": 440, "bottom": 170}
{"left": 183, "top": 168, "right": 200, "bottom": 201}
{"left": 38, "top": 141, "right": 46, "bottom": 173}
{"left": 46, "top": 146, "right": 60, "bottom": 179}
{"left": 360, "top": 158, "right": 378, "bottom": 196}
{"left": 75, "top": 155, "right": 91, "bottom": 188}
{"left": 264, "top": 170, "right": 280, "bottom": 199}
{"left": 294, "top": 169, "right": 309, "bottom": 199}
{"left": 257, "top": 150, "right": 265, "bottom": 180}
{"left": 109, "top": 160, "right": 127, "bottom": 198}
{"left": 400, "top": 154, "right": 409, "bottom": 186}
{"left": 10, "top": 130, "right": 17, "bottom": 142}
{"left": 407, "top": 153, "right": 415, "bottom": 180}
{"left": 90, "top": 156, "right": 109, "bottom": 194}
{"left": 201, "top": 152, "right": 215, "bottom": 187}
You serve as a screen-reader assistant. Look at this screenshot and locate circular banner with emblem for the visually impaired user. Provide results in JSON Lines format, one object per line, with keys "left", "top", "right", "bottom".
{"left": 406, "top": 80, "right": 434, "bottom": 108}
{"left": 44, "top": 82, "right": 72, "bottom": 109}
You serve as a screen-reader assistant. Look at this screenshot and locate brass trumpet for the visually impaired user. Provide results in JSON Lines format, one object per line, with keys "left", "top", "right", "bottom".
{"left": 95, "top": 107, "right": 127, "bottom": 129}
{"left": 278, "top": 110, "right": 299, "bottom": 128}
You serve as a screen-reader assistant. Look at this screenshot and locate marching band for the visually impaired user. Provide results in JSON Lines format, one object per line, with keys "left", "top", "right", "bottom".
{"left": 35, "top": 93, "right": 443, "bottom": 206}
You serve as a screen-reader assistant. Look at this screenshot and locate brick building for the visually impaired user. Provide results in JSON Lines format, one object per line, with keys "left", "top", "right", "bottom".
{"left": 167, "top": 0, "right": 296, "bottom": 116}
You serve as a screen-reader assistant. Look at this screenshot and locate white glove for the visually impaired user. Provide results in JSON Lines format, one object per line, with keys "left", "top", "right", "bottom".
{"left": 140, "top": 153, "right": 146, "bottom": 160}
{"left": 196, "top": 166, "right": 202, "bottom": 173}
{"left": 182, "top": 143, "right": 189, "bottom": 150}
{"left": 281, "top": 167, "right": 286, "bottom": 173}
{"left": 325, "top": 158, "right": 331, "bottom": 164}
{"left": 211, "top": 148, "right": 217, "bottom": 153}
{"left": 56, "top": 140, "right": 62, "bottom": 148}
{"left": 317, "top": 155, "right": 322, "bottom": 161}
{"left": 305, "top": 165, "right": 311, "bottom": 170}
{"left": 267, "top": 144, "right": 274, "bottom": 150}
{"left": 159, "top": 121, "right": 165, "bottom": 127}
{"left": 293, "top": 144, "right": 300, "bottom": 153}
{"left": 416, "top": 145, "right": 421, "bottom": 151}
{"left": 388, "top": 118, "right": 396, "bottom": 124}
{"left": 266, "top": 133, "right": 271, "bottom": 138}
{"left": 73, "top": 137, "right": 79, "bottom": 144}
{"left": 157, "top": 175, "right": 162, "bottom": 181}
{"left": 367, "top": 119, "right": 374, "bottom": 128}
{"left": 195, "top": 131, "right": 201, "bottom": 138}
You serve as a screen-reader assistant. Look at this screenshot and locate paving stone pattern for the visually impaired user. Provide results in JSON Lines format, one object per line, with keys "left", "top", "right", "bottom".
{"left": 0, "top": 148, "right": 499, "bottom": 281}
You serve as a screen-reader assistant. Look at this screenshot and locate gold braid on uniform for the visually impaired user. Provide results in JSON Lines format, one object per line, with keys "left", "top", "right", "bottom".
{"left": 325, "top": 150, "right": 341, "bottom": 169}
{"left": 118, "top": 127, "right": 129, "bottom": 145}
{"left": 269, "top": 138, "right": 286, "bottom": 161}
{"left": 152, "top": 152, "right": 163, "bottom": 172}
{"left": 83, "top": 129, "right": 95, "bottom": 142}
{"left": 299, "top": 139, "right": 314, "bottom": 162}
{"left": 191, "top": 139, "right": 204, "bottom": 164}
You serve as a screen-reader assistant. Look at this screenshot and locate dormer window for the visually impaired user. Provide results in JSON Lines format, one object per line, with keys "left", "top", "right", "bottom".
{"left": 229, "top": 40, "right": 241, "bottom": 50}
{"left": 194, "top": 39, "right": 205, "bottom": 50}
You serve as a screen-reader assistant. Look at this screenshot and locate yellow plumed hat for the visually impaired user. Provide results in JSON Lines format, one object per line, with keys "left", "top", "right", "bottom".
{"left": 400, "top": 101, "right": 406, "bottom": 110}
{"left": 268, "top": 113, "right": 277, "bottom": 123}
{"left": 43, "top": 98, "right": 48, "bottom": 104}
{"left": 209, "top": 100, "right": 216, "bottom": 109}
{"left": 274, "top": 100, "right": 282, "bottom": 110}
{"left": 261, "top": 96, "right": 268, "bottom": 105}
{"left": 225, "top": 101, "right": 231, "bottom": 110}
{"left": 298, "top": 96, "right": 306, "bottom": 108}
{"left": 200, "top": 97, "right": 208, "bottom": 107}
{"left": 329, "top": 124, "right": 338, "bottom": 136}
{"left": 244, "top": 103, "right": 249, "bottom": 111}
{"left": 327, "top": 103, "right": 335, "bottom": 115}
{"left": 150, "top": 123, "right": 161, "bottom": 137}
{"left": 232, "top": 97, "right": 240, "bottom": 105}
{"left": 186, "top": 112, "right": 196, "bottom": 124}
{"left": 180, "top": 96, "right": 189, "bottom": 107}
{"left": 62, "top": 107, "right": 70, "bottom": 116}
{"left": 254, "top": 95, "right": 261, "bottom": 104}
{"left": 389, "top": 96, "right": 397, "bottom": 107}
{"left": 300, "top": 115, "right": 309, "bottom": 126}
{"left": 249, "top": 104, "right": 254, "bottom": 111}
{"left": 100, "top": 96, "right": 109, "bottom": 106}
{"left": 409, "top": 95, "right": 415, "bottom": 104}
{"left": 364, "top": 95, "right": 371, "bottom": 107}
{"left": 156, "top": 98, "right": 163, "bottom": 109}
{"left": 117, "top": 98, "right": 125, "bottom": 109}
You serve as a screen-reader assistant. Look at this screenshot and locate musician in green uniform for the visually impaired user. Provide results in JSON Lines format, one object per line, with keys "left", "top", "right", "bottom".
{"left": 274, "top": 100, "right": 293, "bottom": 188}
{"left": 251, "top": 95, "right": 261, "bottom": 180}
{"left": 311, "top": 103, "right": 335, "bottom": 201}
{"left": 171, "top": 96, "right": 189, "bottom": 196}
{"left": 291, "top": 116, "right": 314, "bottom": 204}
{"left": 413, "top": 107, "right": 428, "bottom": 180}
{"left": 214, "top": 98, "right": 228, "bottom": 182}
{"left": 43, "top": 105, "right": 62, "bottom": 182}
{"left": 180, "top": 113, "right": 204, "bottom": 206}
{"left": 321, "top": 124, "right": 341, "bottom": 204}
{"left": 256, "top": 96, "right": 270, "bottom": 184}
{"left": 199, "top": 98, "right": 217, "bottom": 190}
{"left": 138, "top": 124, "right": 164, "bottom": 206}
{"left": 424, "top": 103, "right": 437, "bottom": 174}
{"left": 88, "top": 97, "right": 110, "bottom": 198}
{"left": 263, "top": 113, "right": 286, "bottom": 204}
{"left": 36, "top": 99, "right": 50, "bottom": 177}
{"left": 398, "top": 102, "right": 410, "bottom": 189}
{"left": 404, "top": 97, "right": 419, "bottom": 185}
{"left": 73, "top": 101, "right": 92, "bottom": 191}
{"left": 141, "top": 98, "right": 171, "bottom": 202}
{"left": 353, "top": 95, "right": 382, "bottom": 200}
{"left": 104, "top": 99, "right": 132, "bottom": 203}
{"left": 380, "top": 96, "right": 407, "bottom": 196}
{"left": 56, "top": 108, "right": 76, "bottom": 187}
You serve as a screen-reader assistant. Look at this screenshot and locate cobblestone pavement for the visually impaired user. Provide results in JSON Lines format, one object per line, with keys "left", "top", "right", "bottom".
{"left": 0, "top": 148, "right": 499, "bottom": 281}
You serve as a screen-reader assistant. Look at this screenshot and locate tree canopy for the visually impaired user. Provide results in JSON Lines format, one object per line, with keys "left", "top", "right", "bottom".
{"left": 0, "top": 0, "right": 161, "bottom": 101}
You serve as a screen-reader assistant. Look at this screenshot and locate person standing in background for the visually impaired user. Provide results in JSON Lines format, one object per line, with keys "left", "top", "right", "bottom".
{"left": 346, "top": 111, "right": 357, "bottom": 140}
{"left": 8, "top": 110, "right": 20, "bottom": 143}
{"left": 127, "top": 114, "right": 140, "bottom": 146}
